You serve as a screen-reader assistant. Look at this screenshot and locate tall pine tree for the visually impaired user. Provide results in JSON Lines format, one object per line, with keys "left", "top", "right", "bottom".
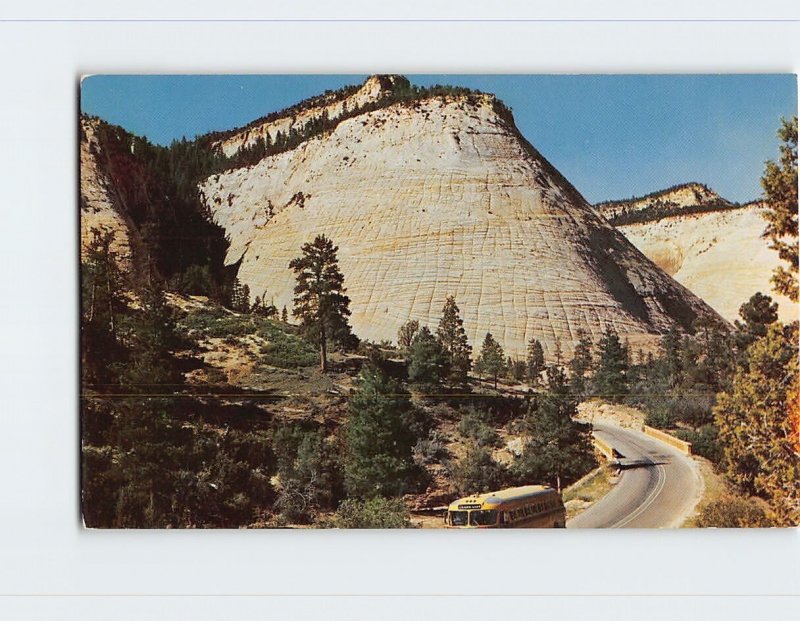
{"left": 289, "top": 235, "right": 352, "bottom": 372}
{"left": 344, "top": 364, "right": 417, "bottom": 498}
{"left": 436, "top": 295, "right": 472, "bottom": 386}
{"left": 593, "top": 327, "right": 629, "bottom": 402}
{"left": 526, "top": 338, "right": 545, "bottom": 386}
{"left": 475, "top": 332, "right": 505, "bottom": 390}
{"left": 568, "top": 329, "right": 593, "bottom": 398}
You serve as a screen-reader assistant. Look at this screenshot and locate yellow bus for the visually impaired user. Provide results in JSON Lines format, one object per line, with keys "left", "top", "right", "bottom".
{"left": 445, "top": 485, "right": 566, "bottom": 528}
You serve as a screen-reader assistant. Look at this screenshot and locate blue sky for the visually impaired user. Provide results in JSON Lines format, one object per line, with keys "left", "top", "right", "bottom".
{"left": 81, "top": 74, "right": 796, "bottom": 204}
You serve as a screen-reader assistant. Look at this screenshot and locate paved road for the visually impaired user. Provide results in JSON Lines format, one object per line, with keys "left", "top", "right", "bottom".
{"left": 568, "top": 422, "right": 702, "bottom": 528}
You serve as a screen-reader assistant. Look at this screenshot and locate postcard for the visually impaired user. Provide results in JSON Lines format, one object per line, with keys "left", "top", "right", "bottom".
{"left": 79, "top": 74, "right": 798, "bottom": 528}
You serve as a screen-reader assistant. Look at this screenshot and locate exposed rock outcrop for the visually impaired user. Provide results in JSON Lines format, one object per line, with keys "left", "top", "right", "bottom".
{"left": 212, "top": 75, "right": 408, "bottom": 158}
{"left": 200, "top": 78, "right": 721, "bottom": 360}
{"left": 611, "top": 203, "right": 798, "bottom": 323}
{"left": 595, "top": 182, "right": 733, "bottom": 224}
{"left": 79, "top": 117, "right": 138, "bottom": 270}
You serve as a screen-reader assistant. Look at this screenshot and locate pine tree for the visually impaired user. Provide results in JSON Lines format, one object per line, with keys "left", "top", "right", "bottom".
{"left": 113, "top": 283, "right": 185, "bottom": 527}
{"left": 526, "top": 338, "right": 545, "bottom": 386}
{"left": 734, "top": 292, "right": 779, "bottom": 353}
{"left": 436, "top": 296, "right": 472, "bottom": 386}
{"left": 450, "top": 441, "right": 507, "bottom": 496}
{"left": 289, "top": 235, "right": 352, "bottom": 372}
{"left": 593, "top": 327, "right": 629, "bottom": 402}
{"left": 661, "top": 326, "right": 682, "bottom": 387}
{"left": 407, "top": 326, "right": 448, "bottom": 386}
{"left": 81, "top": 229, "right": 127, "bottom": 384}
{"left": 344, "top": 364, "right": 417, "bottom": 498}
{"left": 760, "top": 116, "right": 798, "bottom": 302}
{"left": 475, "top": 332, "right": 505, "bottom": 390}
{"left": 568, "top": 329, "right": 593, "bottom": 398}
{"left": 512, "top": 366, "right": 596, "bottom": 491}
{"left": 553, "top": 335, "right": 563, "bottom": 367}
{"left": 281, "top": 306, "right": 288, "bottom": 322}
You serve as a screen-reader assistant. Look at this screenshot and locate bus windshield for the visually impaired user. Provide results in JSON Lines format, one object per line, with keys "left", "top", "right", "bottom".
{"left": 449, "top": 511, "right": 468, "bottom": 526}
{"left": 469, "top": 510, "right": 498, "bottom": 526}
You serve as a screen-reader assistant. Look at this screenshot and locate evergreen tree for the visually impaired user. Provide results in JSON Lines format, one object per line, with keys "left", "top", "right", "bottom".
{"left": 475, "top": 332, "right": 505, "bottom": 390}
{"left": 281, "top": 306, "right": 288, "bottom": 322}
{"left": 289, "top": 235, "right": 352, "bottom": 372}
{"left": 344, "top": 364, "right": 417, "bottom": 498}
{"left": 735, "top": 292, "right": 779, "bottom": 353}
{"left": 230, "top": 277, "right": 249, "bottom": 312}
{"left": 760, "top": 116, "right": 798, "bottom": 302}
{"left": 450, "top": 442, "right": 507, "bottom": 496}
{"left": 512, "top": 366, "right": 596, "bottom": 491}
{"left": 661, "top": 326, "right": 682, "bottom": 387}
{"left": 436, "top": 296, "right": 472, "bottom": 385}
{"left": 112, "top": 283, "right": 185, "bottom": 527}
{"left": 407, "top": 326, "right": 448, "bottom": 386}
{"left": 553, "top": 335, "right": 563, "bottom": 367}
{"left": 593, "top": 327, "right": 629, "bottom": 402}
{"left": 272, "top": 426, "right": 339, "bottom": 523}
{"left": 692, "top": 315, "right": 736, "bottom": 392}
{"left": 81, "top": 229, "right": 128, "bottom": 384}
{"left": 714, "top": 322, "right": 799, "bottom": 525}
{"left": 526, "top": 338, "right": 545, "bottom": 386}
{"left": 568, "top": 329, "right": 593, "bottom": 398}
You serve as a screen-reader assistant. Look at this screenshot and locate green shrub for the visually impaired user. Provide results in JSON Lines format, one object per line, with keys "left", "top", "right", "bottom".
{"left": 449, "top": 443, "right": 507, "bottom": 496}
{"left": 696, "top": 496, "right": 773, "bottom": 528}
{"left": 330, "top": 497, "right": 413, "bottom": 529}
{"left": 413, "top": 430, "right": 448, "bottom": 465}
{"left": 675, "top": 425, "right": 723, "bottom": 464}
{"left": 645, "top": 406, "right": 676, "bottom": 429}
{"left": 457, "top": 408, "right": 501, "bottom": 448}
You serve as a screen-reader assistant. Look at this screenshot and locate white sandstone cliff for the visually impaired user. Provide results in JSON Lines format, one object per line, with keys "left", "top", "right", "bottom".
{"left": 79, "top": 117, "right": 137, "bottom": 270}
{"left": 200, "top": 82, "right": 719, "bottom": 360}
{"left": 616, "top": 205, "right": 798, "bottom": 323}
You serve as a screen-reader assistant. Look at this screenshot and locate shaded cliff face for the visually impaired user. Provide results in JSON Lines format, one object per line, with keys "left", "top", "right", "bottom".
{"left": 613, "top": 204, "right": 798, "bottom": 323}
{"left": 199, "top": 82, "right": 720, "bottom": 360}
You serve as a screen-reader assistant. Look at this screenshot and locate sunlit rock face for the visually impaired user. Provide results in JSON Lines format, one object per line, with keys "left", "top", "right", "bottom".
{"left": 200, "top": 80, "right": 720, "bottom": 360}
{"left": 614, "top": 204, "right": 798, "bottom": 323}
{"left": 80, "top": 117, "right": 137, "bottom": 270}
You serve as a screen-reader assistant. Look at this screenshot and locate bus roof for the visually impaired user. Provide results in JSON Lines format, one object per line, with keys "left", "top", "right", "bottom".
{"left": 447, "top": 485, "right": 556, "bottom": 510}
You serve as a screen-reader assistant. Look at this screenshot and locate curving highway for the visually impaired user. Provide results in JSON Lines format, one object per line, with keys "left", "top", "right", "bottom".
{"left": 568, "top": 422, "right": 703, "bottom": 528}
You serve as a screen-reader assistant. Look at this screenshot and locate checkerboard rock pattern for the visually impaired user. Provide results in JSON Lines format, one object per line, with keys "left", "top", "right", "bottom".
{"left": 200, "top": 89, "right": 719, "bottom": 361}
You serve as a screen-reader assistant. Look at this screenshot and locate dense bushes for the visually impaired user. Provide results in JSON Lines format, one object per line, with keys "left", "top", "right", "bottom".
{"left": 328, "top": 497, "right": 413, "bottom": 529}
{"left": 449, "top": 443, "right": 508, "bottom": 497}
{"left": 696, "top": 496, "right": 773, "bottom": 528}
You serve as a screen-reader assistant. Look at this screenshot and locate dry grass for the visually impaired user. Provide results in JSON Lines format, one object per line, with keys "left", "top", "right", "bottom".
{"left": 682, "top": 456, "right": 732, "bottom": 528}
{"left": 563, "top": 465, "right": 615, "bottom": 520}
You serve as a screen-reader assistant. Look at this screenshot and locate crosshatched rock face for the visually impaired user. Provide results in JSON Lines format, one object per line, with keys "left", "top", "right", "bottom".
{"left": 617, "top": 206, "right": 798, "bottom": 324}
{"left": 200, "top": 89, "right": 720, "bottom": 360}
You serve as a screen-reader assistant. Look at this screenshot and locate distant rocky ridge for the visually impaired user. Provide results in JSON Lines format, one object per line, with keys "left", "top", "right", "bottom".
{"left": 198, "top": 75, "right": 721, "bottom": 360}
{"left": 595, "top": 182, "right": 740, "bottom": 226}
{"left": 596, "top": 184, "right": 798, "bottom": 323}
{"left": 211, "top": 75, "right": 428, "bottom": 158}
